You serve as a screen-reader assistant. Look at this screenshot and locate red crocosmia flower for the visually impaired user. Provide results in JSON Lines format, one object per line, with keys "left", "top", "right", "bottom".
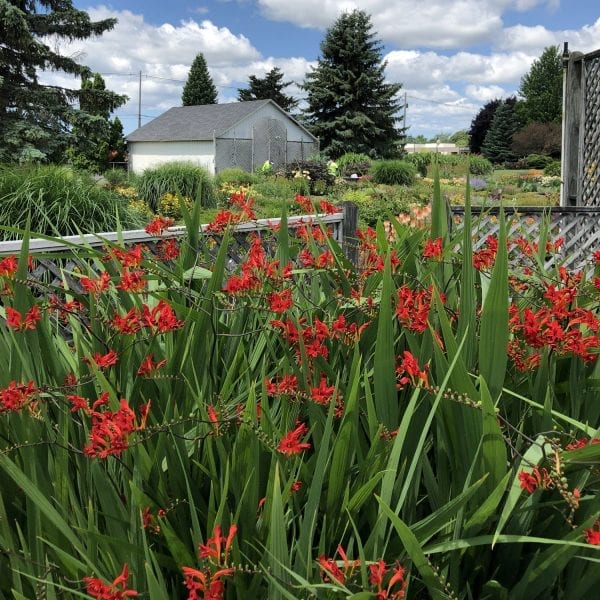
{"left": 5, "top": 305, "right": 42, "bottom": 331}
{"left": 565, "top": 437, "right": 600, "bottom": 450}
{"left": 310, "top": 376, "right": 337, "bottom": 406}
{"left": 318, "top": 555, "right": 346, "bottom": 584}
{"left": 518, "top": 466, "right": 554, "bottom": 494}
{"left": 117, "top": 269, "right": 146, "bottom": 292}
{"left": 369, "top": 559, "right": 387, "bottom": 587}
{"left": 473, "top": 235, "right": 498, "bottom": 270}
{"left": 593, "top": 250, "right": 600, "bottom": 263}
{"left": 158, "top": 238, "right": 180, "bottom": 260}
{"left": 298, "top": 248, "right": 315, "bottom": 267}
{"left": 81, "top": 271, "right": 111, "bottom": 296}
{"left": 0, "top": 380, "right": 37, "bottom": 413}
{"left": 84, "top": 563, "right": 138, "bottom": 599}
{"left": 319, "top": 199, "right": 338, "bottom": 214}
{"left": 316, "top": 250, "right": 335, "bottom": 268}
{"left": 291, "top": 480, "right": 302, "bottom": 492}
{"left": 395, "top": 351, "right": 429, "bottom": 389}
{"left": 277, "top": 421, "right": 311, "bottom": 455}
{"left": 585, "top": 521, "right": 600, "bottom": 545}
{"left": 206, "top": 209, "right": 240, "bottom": 233}
{"left": 518, "top": 470, "right": 537, "bottom": 493}
{"left": 422, "top": 236, "right": 443, "bottom": 259}
{"left": 268, "top": 289, "right": 293, "bottom": 313}
{"left": 86, "top": 349, "right": 119, "bottom": 370}
{"left": 295, "top": 194, "right": 314, "bottom": 212}
{"left": 67, "top": 394, "right": 90, "bottom": 413}
{"left": 198, "top": 524, "right": 237, "bottom": 565}
{"left": 0, "top": 255, "right": 18, "bottom": 278}
{"left": 141, "top": 300, "right": 184, "bottom": 333}
{"left": 137, "top": 354, "right": 167, "bottom": 376}
{"left": 182, "top": 566, "right": 234, "bottom": 600}
{"left": 145, "top": 216, "right": 175, "bottom": 236}
{"left": 106, "top": 244, "right": 145, "bottom": 267}
{"left": 83, "top": 397, "right": 147, "bottom": 459}
{"left": 111, "top": 308, "right": 142, "bottom": 335}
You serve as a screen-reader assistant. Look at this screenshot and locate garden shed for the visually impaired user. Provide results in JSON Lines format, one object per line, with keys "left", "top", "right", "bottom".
{"left": 126, "top": 99, "right": 318, "bottom": 175}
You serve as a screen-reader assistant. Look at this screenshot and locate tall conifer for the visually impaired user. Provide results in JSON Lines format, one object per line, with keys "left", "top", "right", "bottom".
{"left": 0, "top": 0, "right": 123, "bottom": 162}
{"left": 303, "top": 10, "right": 403, "bottom": 158}
{"left": 182, "top": 53, "right": 218, "bottom": 106}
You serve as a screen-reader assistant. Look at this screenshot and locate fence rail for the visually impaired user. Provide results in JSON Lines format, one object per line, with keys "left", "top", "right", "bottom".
{"left": 0, "top": 209, "right": 356, "bottom": 294}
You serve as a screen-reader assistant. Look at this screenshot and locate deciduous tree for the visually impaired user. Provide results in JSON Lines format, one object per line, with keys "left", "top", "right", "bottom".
{"left": 303, "top": 10, "right": 403, "bottom": 158}
{"left": 518, "top": 46, "right": 563, "bottom": 123}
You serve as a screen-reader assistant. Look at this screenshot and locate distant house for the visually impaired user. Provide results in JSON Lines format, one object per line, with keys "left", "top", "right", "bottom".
{"left": 126, "top": 99, "right": 318, "bottom": 175}
{"left": 404, "top": 143, "right": 467, "bottom": 155}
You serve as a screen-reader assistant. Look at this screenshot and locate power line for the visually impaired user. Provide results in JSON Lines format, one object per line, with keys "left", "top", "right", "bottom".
{"left": 406, "top": 94, "right": 467, "bottom": 107}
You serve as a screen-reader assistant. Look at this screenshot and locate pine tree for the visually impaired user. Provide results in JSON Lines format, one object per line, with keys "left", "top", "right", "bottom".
{"left": 519, "top": 46, "right": 563, "bottom": 124}
{"left": 66, "top": 72, "right": 127, "bottom": 172}
{"left": 469, "top": 99, "right": 502, "bottom": 154}
{"left": 481, "top": 100, "right": 521, "bottom": 165}
{"left": 238, "top": 67, "right": 299, "bottom": 113}
{"left": 303, "top": 10, "right": 403, "bottom": 158}
{"left": 0, "top": 0, "right": 123, "bottom": 163}
{"left": 182, "top": 53, "right": 218, "bottom": 106}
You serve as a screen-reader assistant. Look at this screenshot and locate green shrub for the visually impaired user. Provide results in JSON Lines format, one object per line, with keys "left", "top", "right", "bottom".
{"left": 336, "top": 152, "right": 373, "bottom": 177}
{"left": 215, "top": 167, "right": 258, "bottom": 188}
{"left": 0, "top": 165, "right": 145, "bottom": 240}
{"left": 468, "top": 154, "right": 493, "bottom": 175}
{"left": 403, "top": 152, "right": 432, "bottom": 177}
{"left": 136, "top": 161, "right": 216, "bottom": 212}
{"left": 370, "top": 160, "right": 416, "bottom": 185}
{"left": 343, "top": 184, "right": 420, "bottom": 226}
{"left": 524, "top": 153, "right": 553, "bottom": 169}
{"left": 103, "top": 168, "right": 136, "bottom": 188}
{"left": 544, "top": 160, "right": 561, "bottom": 176}
{"left": 283, "top": 159, "right": 336, "bottom": 194}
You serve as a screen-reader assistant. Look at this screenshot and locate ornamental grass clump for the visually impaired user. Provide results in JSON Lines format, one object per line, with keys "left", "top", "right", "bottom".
{"left": 136, "top": 161, "right": 216, "bottom": 212}
{"left": 0, "top": 179, "right": 599, "bottom": 598}
{"left": 0, "top": 164, "right": 144, "bottom": 240}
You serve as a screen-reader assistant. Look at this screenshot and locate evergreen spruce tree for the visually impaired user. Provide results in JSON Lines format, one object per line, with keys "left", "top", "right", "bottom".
{"left": 469, "top": 99, "right": 502, "bottom": 154}
{"left": 481, "top": 100, "right": 521, "bottom": 165}
{"left": 0, "top": 0, "right": 123, "bottom": 163}
{"left": 238, "top": 67, "right": 299, "bottom": 113}
{"left": 519, "top": 46, "right": 563, "bottom": 124}
{"left": 66, "top": 72, "right": 127, "bottom": 172}
{"left": 182, "top": 53, "right": 218, "bottom": 105}
{"left": 303, "top": 10, "right": 403, "bottom": 158}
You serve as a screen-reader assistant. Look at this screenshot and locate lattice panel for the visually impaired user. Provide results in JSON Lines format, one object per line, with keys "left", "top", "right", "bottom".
{"left": 451, "top": 209, "right": 600, "bottom": 274}
{"left": 582, "top": 54, "right": 600, "bottom": 207}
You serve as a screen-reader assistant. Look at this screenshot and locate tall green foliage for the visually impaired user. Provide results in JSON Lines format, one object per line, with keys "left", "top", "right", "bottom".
{"left": 303, "top": 10, "right": 403, "bottom": 158}
{"left": 482, "top": 100, "right": 521, "bottom": 164}
{"left": 238, "top": 67, "right": 299, "bottom": 113}
{"left": 0, "top": 1, "right": 124, "bottom": 163}
{"left": 66, "top": 73, "right": 128, "bottom": 172}
{"left": 181, "top": 53, "right": 218, "bottom": 106}
{"left": 519, "top": 46, "right": 563, "bottom": 124}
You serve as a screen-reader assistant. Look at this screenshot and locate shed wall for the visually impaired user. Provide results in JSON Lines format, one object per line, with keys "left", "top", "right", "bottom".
{"left": 128, "top": 141, "right": 215, "bottom": 174}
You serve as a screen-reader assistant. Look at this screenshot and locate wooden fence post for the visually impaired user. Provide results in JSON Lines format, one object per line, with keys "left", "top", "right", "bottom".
{"left": 562, "top": 50, "right": 584, "bottom": 206}
{"left": 341, "top": 201, "right": 358, "bottom": 265}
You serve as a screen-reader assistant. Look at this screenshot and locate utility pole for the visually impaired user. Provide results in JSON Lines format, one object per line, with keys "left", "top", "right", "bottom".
{"left": 137, "top": 70, "right": 142, "bottom": 129}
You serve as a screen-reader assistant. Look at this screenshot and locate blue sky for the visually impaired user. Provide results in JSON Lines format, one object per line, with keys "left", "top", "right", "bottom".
{"left": 58, "top": 1, "right": 600, "bottom": 138}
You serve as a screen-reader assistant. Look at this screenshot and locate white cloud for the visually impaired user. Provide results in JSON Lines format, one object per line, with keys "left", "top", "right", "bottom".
{"left": 36, "top": 3, "right": 600, "bottom": 139}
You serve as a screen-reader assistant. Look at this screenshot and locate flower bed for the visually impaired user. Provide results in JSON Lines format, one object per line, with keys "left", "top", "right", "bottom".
{"left": 0, "top": 185, "right": 598, "bottom": 598}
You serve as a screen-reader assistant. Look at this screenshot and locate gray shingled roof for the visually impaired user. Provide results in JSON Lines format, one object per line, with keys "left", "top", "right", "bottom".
{"left": 127, "top": 100, "right": 289, "bottom": 142}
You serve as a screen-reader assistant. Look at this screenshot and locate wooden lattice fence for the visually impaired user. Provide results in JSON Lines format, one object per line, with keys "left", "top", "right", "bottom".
{"left": 562, "top": 45, "right": 600, "bottom": 206}
{"left": 451, "top": 206, "right": 600, "bottom": 273}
